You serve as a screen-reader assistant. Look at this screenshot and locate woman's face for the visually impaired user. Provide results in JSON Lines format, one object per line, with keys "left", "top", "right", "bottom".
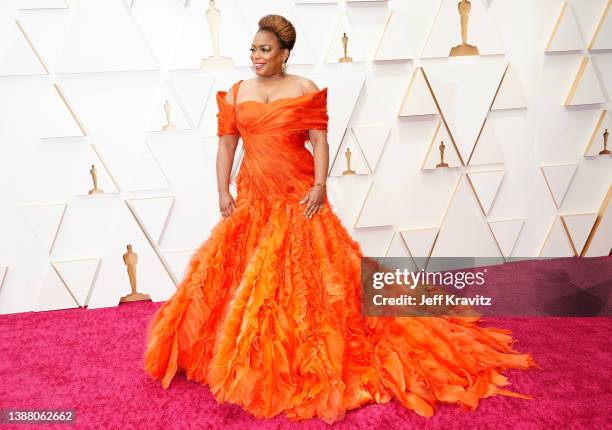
{"left": 250, "top": 30, "right": 287, "bottom": 77}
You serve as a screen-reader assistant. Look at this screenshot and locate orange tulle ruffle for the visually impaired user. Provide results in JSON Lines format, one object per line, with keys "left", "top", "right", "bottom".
{"left": 142, "top": 79, "right": 538, "bottom": 424}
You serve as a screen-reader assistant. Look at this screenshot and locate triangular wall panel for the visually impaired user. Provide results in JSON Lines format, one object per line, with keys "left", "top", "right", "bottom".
{"left": 327, "top": 176, "right": 372, "bottom": 230}
{"left": 27, "top": 84, "right": 86, "bottom": 138}
{"left": 583, "top": 185, "right": 612, "bottom": 257}
{"left": 87, "top": 202, "right": 176, "bottom": 309}
{"left": 128, "top": 196, "right": 174, "bottom": 244}
{"left": 149, "top": 86, "right": 191, "bottom": 132}
{"left": 385, "top": 231, "right": 412, "bottom": 258}
{"left": 52, "top": 258, "right": 100, "bottom": 307}
{"left": 167, "top": 75, "right": 215, "bottom": 128}
{"left": 468, "top": 119, "right": 505, "bottom": 165}
{"left": 330, "top": 130, "right": 370, "bottom": 176}
{"left": 588, "top": 0, "right": 612, "bottom": 50}
{"left": 584, "top": 110, "right": 611, "bottom": 157}
{"left": 354, "top": 180, "right": 396, "bottom": 229}
{"left": 564, "top": 57, "right": 606, "bottom": 106}
{"left": 539, "top": 216, "right": 574, "bottom": 257}
{"left": 424, "top": 59, "right": 507, "bottom": 163}
{"left": 430, "top": 175, "right": 502, "bottom": 258}
{"left": 126, "top": 143, "right": 173, "bottom": 193}
{"left": 488, "top": 218, "right": 524, "bottom": 259}
{"left": 161, "top": 249, "right": 194, "bottom": 282}
{"left": 560, "top": 213, "right": 598, "bottom": 256}
{"left": 398, "top": 67, "right": 438, "bottom": 117}
{"left": 57, "top": 0, "right": 157, "bottom": 73}
{"left": 400, "top": 228, "right": 438, "bottom": 269}
{"left": 545, "top": 2, "right": 584, "bottom": 53}
{"left": 349, "top": 227, "right": 395, "bottom": 258}
{"left": 374, "top": 10, "right": 416, "bottom": 61}
{"left": 35, "top": 265, "right": 80, "bottom": 312}
{"left": 351, "top": 125, "right": 390, "bottom": 174}
{"left": 422, "top": 120, "right": 463, "bottom": 170}
{"left": 422, "top": 0, "right": 505, "bottom": 58}
{"left": 491, "top": 63, "right": 528, "bottom": 111}
{"left": 0, "top": 20, "right": 48, "bottom": 76}
{"left": 324, "top": 12, "right": 366, "bottom": 63}
{"left": 540, "top": 164, "right": 578, "bottom": 209}
{"left": 467, "top": 170, "right": 504, "bottom": 215}
{"left": 19, "top": 204, "right": 67, "bottom": 254}
{"left": 319, "top": 74, "right": 366, "bottom": 166}
{"left": 283, "top": 12, "right": 317, "bottom": 66}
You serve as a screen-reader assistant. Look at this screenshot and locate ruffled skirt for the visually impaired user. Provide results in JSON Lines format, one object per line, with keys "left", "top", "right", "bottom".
{"left": 142, "top": 196, "right": 537, "bottom": 424}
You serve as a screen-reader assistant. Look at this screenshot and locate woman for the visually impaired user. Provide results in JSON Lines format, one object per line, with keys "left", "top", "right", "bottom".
{"left": 143, "top": 14, "right": 537, "bottom": 424}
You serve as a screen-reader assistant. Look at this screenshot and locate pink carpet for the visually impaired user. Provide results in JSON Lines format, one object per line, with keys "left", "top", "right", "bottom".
{"left": 1, "top": 257, "right": 610, "bottom": 429}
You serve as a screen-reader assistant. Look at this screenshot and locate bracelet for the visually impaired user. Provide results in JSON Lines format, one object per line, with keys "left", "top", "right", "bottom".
{"left": 313, "top": 182, "right": 326, "bottom": 189}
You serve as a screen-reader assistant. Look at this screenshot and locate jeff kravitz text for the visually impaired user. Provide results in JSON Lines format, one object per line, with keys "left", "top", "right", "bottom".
{"left": 369, "top": 268, "right": 493, "bottom": 308}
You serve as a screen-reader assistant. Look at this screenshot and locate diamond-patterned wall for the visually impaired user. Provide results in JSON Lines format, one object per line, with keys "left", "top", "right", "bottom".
{"left": 0, "top": 0, "right": 610, "bottom": 315}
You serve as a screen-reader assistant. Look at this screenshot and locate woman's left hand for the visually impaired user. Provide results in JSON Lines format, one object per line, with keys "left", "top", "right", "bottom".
{"left": 300, "top": 186, "right": 326, "bottom": 218}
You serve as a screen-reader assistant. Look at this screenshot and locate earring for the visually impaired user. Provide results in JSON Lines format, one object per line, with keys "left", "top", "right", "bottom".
{"left": 281, "top": 61, "right": 287, "bottom": 76}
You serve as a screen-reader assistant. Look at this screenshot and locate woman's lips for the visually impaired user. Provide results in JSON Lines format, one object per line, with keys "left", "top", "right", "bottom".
{"left": 254, "top": 63, "right": 265, "bottom": 69}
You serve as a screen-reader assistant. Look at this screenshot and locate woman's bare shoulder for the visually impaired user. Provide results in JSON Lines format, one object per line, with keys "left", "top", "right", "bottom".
{"left": 290, "top": 75, "right": 320, "bottom": 93}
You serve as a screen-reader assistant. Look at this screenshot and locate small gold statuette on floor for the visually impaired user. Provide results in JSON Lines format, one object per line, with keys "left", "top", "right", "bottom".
{"left": 339, "top": 32, "right": 353, "bottom": 63}
{"left": 599, "top": 128, "right": 610, "bottom": 155}
{"left": 162, "top": 100, "right": 176, "bottom": 131}
{"left": 88, "top": 164, "right": 104, "bottom": 194}
{"left": 450, "top": 0, "right": 479, "bottom": 57}
{"left": 436, "top": 141, "right": 449, "bottom": 168}
{"left": 120, "top": 244, "right": 150, "bottom": 302}
{"left": 201, "top": 0, "right": 233, "bottom": 68}
{"left": 342, "top": 147, "right": 356, "bottom": 175}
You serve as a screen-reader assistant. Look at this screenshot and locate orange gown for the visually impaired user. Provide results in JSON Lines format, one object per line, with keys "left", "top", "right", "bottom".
{"left": 142, "top": 79, "right": 537, "bottom": 424}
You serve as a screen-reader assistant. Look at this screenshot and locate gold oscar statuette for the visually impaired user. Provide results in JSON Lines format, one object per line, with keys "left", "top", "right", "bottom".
{"left": 162, "top": 99, "right": 176, "bottom": 131}
{"left": 600, "top": 128, "right": 610, "bottom": 155}
{"left": 342, "top": 147, "right": 356, "bottom": 175}
{"left": 449, "top": 0, "right": 479, "bottom": 57}
{"left": 88, "top": 164, "right": 104, "bottom": 194}
{"left": 120, "top": 244, "right": 151, "bottom": 303}
{"left": 339, "top": 32, "right": 353, "bottom": 63}
{"left": 201, "top": 0, "right": 233, "bottom": 68}
{"left": 436, "top": 141, "right": 449, "bottom": 168}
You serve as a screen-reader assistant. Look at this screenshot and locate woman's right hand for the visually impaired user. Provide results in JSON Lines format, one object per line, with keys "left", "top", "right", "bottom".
{"left": 219, "top": 191, "right": 236, "bottom": 218}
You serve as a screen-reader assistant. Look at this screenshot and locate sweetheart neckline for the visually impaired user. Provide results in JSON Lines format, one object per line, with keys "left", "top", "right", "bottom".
{"left": 237, "top": 86, "right": 328, "bottom": 107}
{"left": 218, "top": 86, "right": 328, "bottom": 108}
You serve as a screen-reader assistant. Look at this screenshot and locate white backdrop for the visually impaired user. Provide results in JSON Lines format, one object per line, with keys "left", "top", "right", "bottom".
{"left": 0, "top": 0, "right": 610, "bottom": 315}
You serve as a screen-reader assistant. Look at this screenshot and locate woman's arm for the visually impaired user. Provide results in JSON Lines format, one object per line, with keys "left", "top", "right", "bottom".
{"left": 300, "top": 79, "right": 329, "bottom": 218}
{"left": 310, "top": 126, "right": 329, "bottom": 185}
{"left": 217, "top": 90, "right": 240, "bottom": 218}
{"left": 309, "top": 128, "right": 329, "bottom": 189}
{"left": 301, "top": 128, "right": 329, "bottom": 218}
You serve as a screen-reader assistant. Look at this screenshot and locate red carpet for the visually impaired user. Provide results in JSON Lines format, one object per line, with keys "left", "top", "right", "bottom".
{"left": 0, "top": 258, "right": 610, "bottom": 429}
